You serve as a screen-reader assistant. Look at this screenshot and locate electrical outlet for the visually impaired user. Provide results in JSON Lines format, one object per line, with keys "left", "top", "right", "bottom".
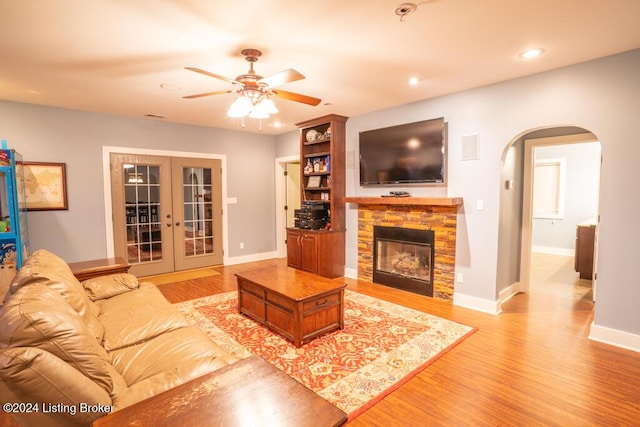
{"left": 476, "top": 200, "right": 484, "bottom": 211}
{"left": 239, "top": 242, "right": 244, "bottom": 249}
{"left": 456, "top": 273, "right": 464, "bottom": 283}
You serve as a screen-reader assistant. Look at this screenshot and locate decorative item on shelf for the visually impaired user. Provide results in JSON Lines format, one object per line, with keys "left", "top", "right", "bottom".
{"left": 325, "top": 127, "right": 331, "bottom": 139}
{"left": 305, "top": 158, "right": 313, "bottom": 174}
{"left": 325, "top": 155, "right": 330, "bottom": 171}
{"left": 307, "top": 176, "right": 321, "bottom": 188}
{"left": 306, "top": 129, "right": 319, "bottom": 142}
{"left": 313, "top": 158, "right": 321, "bottom": 172}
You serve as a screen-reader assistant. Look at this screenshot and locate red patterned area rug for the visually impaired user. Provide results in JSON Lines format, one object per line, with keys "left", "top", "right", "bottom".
{"left": 177, "top": 290, "right": 476, "bottom": 420}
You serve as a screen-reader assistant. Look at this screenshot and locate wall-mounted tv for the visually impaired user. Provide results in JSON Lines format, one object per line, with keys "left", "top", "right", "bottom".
{"left": 359, "top": 117, "right": 446, "bottom": 186}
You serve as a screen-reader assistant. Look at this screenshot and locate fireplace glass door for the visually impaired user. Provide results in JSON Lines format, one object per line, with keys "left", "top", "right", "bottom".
{"left": 372, "top": 225, "right": 435, "bottom": 296}
{"left": 375, "top": 239, "right": 431, "bottom": 282}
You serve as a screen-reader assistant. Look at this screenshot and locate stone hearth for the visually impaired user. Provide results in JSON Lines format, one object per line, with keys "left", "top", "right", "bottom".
{"left": 345, "top": 197, "right": 462, "bottom": 300}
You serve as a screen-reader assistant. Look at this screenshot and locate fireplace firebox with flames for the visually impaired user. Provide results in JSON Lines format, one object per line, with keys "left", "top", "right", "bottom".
{"left": 373, "top": 226, "right": 435, "bottom": 297}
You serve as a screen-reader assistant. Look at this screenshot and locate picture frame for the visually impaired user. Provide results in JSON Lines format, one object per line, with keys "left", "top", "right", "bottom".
{"left": 307, "top": 175, "right": 321, "bottom": 188}
{"left": 20, "top": 162, "right": 68, "bottom": 211}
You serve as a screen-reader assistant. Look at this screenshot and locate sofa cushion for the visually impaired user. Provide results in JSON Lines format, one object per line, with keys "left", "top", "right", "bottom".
{"left": 0, "top": 347, "right": 112, "bottom": 426}
{"left": 97, "top": 282, "right": 191, "bottom": 351}
{"left": 6, "top": 249, "right": 104, "bottom": 341}
{"left": 0, "top": 284, "right": 114, "bottom": 394}
{"left": 108, "top": 326, "right": 238, "bottom": 387}
{"left": 83, "top": 273, "right": 139, "bottom": 301}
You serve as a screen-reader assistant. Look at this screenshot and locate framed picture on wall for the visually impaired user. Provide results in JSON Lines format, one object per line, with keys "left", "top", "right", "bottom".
{"left": 20, "top": 162, "right": 68, "bottom": 211}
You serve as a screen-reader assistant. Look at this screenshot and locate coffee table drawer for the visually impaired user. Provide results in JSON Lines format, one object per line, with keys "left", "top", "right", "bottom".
{"left": 303, "top": 292, "right": 340, "bottom": 313}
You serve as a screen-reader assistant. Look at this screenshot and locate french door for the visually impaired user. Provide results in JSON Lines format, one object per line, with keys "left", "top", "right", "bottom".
{"left": 110, "top": 153, "right": 223, "bottom": 277}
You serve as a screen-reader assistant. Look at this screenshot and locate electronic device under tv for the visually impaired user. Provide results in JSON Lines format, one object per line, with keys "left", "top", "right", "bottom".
{"left": 359, "top": 117, "right": 446, "bottom": 185}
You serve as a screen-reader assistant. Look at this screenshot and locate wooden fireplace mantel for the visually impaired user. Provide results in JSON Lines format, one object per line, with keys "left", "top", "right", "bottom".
{"left": 344, "top": 196, "right": 463, "bottom": 207}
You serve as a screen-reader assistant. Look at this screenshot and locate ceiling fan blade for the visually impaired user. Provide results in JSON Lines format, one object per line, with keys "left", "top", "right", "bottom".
{"left": 185, "top": 67, "right": 239, "bottom": 85}
{"left": 183, "top": 90, "right": 232, "bottom": 99}
{"left": 260, "top": 69, "right": 304, "bottom": 88}
{"left": 272, "top": 89, "right": 321, "bottom": 106}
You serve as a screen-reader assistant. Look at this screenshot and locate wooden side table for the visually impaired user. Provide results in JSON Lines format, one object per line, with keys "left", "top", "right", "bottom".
{"left": 68, "top": 257, "right": 130, "bottom": 281}
{"left": 92, "top": 355, "right": 347, "bottom": 427}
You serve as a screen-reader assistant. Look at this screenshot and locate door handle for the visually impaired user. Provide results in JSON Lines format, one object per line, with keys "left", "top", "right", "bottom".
{"left": 175, "top": 221, "right": 181, "bottom": 227}
{"left": 166, "top": 223, "right": 172, "bottom": 227}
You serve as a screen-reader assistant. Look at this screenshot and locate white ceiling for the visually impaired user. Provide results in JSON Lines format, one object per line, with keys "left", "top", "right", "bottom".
{"left": 1, "top": 1, "right": 639, "bottom": 135}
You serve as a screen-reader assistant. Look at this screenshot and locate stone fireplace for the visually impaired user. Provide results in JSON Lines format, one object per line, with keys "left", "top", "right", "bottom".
{"left": 345, "top": 197, "right": 462, "bottom": 300}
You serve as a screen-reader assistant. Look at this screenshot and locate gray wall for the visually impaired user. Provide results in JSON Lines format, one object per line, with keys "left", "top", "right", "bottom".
{"left": 0, "top": 101, "right": 277, "bottom": 262}
{"left": 532, "top": 142, "right": 600, "bottom": 252}
{"left": 276, "top": 49, "right": 640, "bottom": 337}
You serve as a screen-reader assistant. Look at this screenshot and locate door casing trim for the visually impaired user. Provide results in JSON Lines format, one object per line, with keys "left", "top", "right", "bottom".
{"left": 275, "top": 155, "right": 299, "bottom": 258}
{"left": 102, "top": 146, "right": 229, "bottom": 265}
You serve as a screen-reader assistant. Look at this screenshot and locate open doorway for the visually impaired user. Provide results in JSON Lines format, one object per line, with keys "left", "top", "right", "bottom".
{"left": 519, "top": 131, "right": 601, "bottom": 302}
{"left": 275, "top": 155, "right": 300, "bottom": 258}
{"left": 528, "top": 141, "right": 600, "bottom": 302}
{"left": 497, "top": 127, "right": 602, "bottom": 311}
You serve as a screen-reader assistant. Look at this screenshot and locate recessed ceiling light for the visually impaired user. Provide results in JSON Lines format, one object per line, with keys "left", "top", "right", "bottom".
{"left": 272, "top": 121, "right": 283, "bottom": 128}
{"left": 519, "top": 48, "right": 545, "bottom": 60}
{"left": 408, "top": 76, "right": 419, "bottom": 85}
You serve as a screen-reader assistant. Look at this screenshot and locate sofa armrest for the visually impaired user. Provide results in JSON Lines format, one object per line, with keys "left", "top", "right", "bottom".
{"left": 83, "top": 274, "right": 139, "bottom": 301}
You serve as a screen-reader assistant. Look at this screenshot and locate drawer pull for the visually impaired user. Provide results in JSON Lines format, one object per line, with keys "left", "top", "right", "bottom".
{"left": 315, "top": 299, "right": 328, "bottom": 306}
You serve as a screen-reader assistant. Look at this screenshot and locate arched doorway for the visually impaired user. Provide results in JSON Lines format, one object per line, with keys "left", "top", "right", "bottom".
{"left": 497, "top": 126, "right": 601, "bottom": 306}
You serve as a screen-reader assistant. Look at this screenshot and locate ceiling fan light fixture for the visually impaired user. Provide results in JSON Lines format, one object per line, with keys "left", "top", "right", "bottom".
{"left": 261, "top": 98, "right": 278, "bottom": 114}
{"left": 227, "top": 96, "right": 252, "bottom": 117}
{"left": 186, "top": 48, "right": 319, "bottom": 127}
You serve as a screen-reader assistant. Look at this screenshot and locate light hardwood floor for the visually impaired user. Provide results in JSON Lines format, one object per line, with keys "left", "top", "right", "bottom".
{"left": 156, "top": 256, "right": 640, "bottom": 426}
{"left": 5, "top": 256, "right": 635, "bottom": 426}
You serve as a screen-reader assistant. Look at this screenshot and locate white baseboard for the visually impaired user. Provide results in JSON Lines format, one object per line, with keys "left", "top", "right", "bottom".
{"left": 589, "top": 322, "right": 640, "bottom": 353}
{"left": 532, "top": 245, "right": 574, "bottom": 256}
{"left": 453, "top": 292, "right": 501, "bottom": 315}
{"left": 225, "top": 251, "right": 278, "bottom": 266}
{"left": 498, "top": 282, "right": 520, "bottom": 305}
{"left": 344, "top": 267, "right": 358, "bottom": 279}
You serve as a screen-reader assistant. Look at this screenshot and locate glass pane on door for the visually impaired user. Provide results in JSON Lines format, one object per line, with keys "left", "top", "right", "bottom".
{"left": 182, "top": 166, "right": 214, "bottom": 256}
{"left": 124, "top": 165, "right": 163, "bottom": 264}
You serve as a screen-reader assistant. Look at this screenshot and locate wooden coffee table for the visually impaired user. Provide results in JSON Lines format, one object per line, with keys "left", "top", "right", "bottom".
{"left": 236, "top": 265, "right": 346, "bottom": 347}
{"left": 92, "top": 355, "right": 347, "bottom": 426}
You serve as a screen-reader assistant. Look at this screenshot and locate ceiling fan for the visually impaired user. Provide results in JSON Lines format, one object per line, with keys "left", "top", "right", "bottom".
{"left": 183, "top": 48, "right": 321, "bottom": 119}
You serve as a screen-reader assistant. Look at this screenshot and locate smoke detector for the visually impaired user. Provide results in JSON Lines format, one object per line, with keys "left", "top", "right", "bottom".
{"left": 395, "top": 3, "right": 418, "bottom": 21}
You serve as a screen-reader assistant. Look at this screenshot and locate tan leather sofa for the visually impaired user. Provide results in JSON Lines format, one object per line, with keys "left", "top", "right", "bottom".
{"left": 0, "top": 249, "right": 239, "bottom": 426}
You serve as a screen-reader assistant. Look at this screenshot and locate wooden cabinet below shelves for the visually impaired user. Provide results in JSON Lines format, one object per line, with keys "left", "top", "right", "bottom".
{"left": 287, "top": 228, "right": 345, "bottom": 279}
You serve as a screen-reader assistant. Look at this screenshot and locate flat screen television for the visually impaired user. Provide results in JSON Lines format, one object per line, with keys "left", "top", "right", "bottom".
{"left": 359, "top": 117, "right": 446, "bottom": 186}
